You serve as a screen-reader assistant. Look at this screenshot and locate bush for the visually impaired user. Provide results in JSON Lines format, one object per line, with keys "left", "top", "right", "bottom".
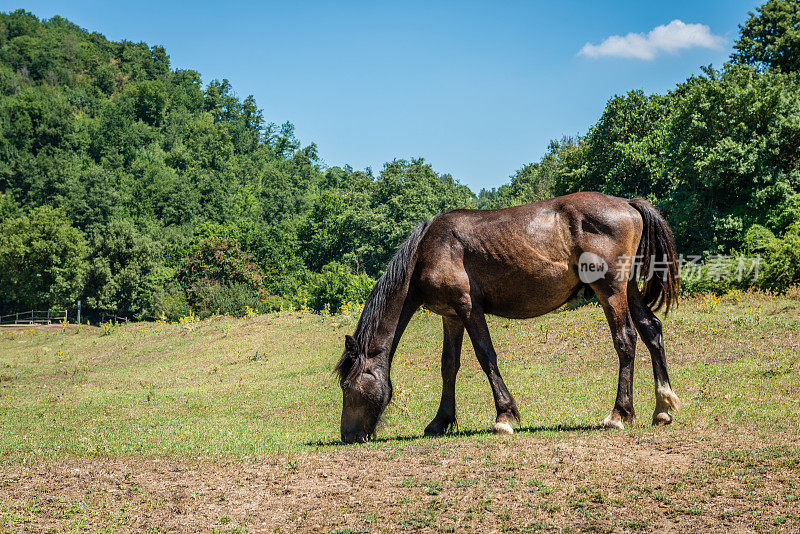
{"left": 259, "top": 294, "right": 293, "bottom": 312}
{"left": 177, "top": 237, "right": 269, "bottom": 309}
{"left": 190, "top": 281, "right": 262, "bottom": 318}
{"left": 679, "top": 255, "right": 757, "bottom": 295}
{"left": 151, "top": 283, "right": 191, "bottom": 322}
{"left": 305, "top": 262, "right": 374, "bottom": 314}
{"left": 756, "top": 225, "right": 800, "bottom": 292}
{"left": 679, "top": 223, "right": 800, "bottom": 295}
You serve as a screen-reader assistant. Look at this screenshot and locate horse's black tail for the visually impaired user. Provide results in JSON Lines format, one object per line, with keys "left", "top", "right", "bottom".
{"left": 628, "top": 198, "right": 679, "bottom": 314}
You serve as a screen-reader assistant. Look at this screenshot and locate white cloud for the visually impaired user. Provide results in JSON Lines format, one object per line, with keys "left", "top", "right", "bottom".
{"left": 578, "top": 20, "right": 724, "bottom": 60}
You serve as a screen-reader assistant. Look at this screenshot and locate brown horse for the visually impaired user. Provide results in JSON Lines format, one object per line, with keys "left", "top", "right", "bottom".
{"left": 336, "top": 192, "right": 680, "bottom": 443}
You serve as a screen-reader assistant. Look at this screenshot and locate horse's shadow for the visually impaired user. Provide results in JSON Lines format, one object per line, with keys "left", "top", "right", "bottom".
{"left": 306, "top": 423, "right": 603, "bottom": 447}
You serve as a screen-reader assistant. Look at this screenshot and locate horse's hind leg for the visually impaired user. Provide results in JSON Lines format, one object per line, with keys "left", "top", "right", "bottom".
{"left": 425, "top": 316, "right": 464, "bottom": 437}
{"left": 628, "top": 284, "right": 680, "bottom": 426}
{"left": 595, "top": 285, "right": 638, "bottom": 429}
{"left": 456, "top": 305, "right": 520, "bottom": 435}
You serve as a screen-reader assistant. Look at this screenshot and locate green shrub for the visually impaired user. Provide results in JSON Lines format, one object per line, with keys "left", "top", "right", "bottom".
{"left": 177, "top": 237, "right": 269, "bottom": 308}
{"left": 756, "top": 225, "right": 800, "bottom": 292}
{"left": 190, "top": 281, "right": 261, "bottom": 318}
{"left": 679, "top": 255, "right": 757, "bottom": 295}
{"left": 152, "top": 283, "right": 191, "bottom": 322}
{"left": 259, "top": 295, "right": 292, "bottom": 312}
{"left": 305, "top": 262, "right": 374, "bottom": 314}
{"left": 680, "top": 223, "right": 800, "bottom": 295}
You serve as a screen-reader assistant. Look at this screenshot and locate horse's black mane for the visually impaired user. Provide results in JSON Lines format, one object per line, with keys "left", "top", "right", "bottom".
{"left": 353, "top": 221, "right": 431, "bottom": 350}
{"left": 335, "top": 220, "right": 431, "bottom": 384}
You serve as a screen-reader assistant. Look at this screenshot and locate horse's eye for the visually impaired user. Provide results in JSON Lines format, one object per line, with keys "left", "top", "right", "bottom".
{"left": 342, "top": 380, "right": 351, "bottom": 390}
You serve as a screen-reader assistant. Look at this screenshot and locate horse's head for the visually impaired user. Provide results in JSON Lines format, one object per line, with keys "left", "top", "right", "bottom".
{"left": 336, "top": 334, "right": 392, "bottom": 443}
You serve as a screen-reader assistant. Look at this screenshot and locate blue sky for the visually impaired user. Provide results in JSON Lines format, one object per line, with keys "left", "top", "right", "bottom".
{"left": 18, "top": 1, "right": 761, "bottom": 191}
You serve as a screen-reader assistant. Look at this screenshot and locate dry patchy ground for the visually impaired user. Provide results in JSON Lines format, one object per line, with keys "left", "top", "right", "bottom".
{"left": 2, "top": 428, "right": 799, "bottom": 532}
{"left": 1, "top": 292, "right": 799, "bottom": 532}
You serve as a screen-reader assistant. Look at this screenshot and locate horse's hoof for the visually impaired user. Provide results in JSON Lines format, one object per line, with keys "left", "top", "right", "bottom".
{"left": 602, "top": 413, "right": 625, "bottom": 430}
{"left": 493, "top": 421, "right": 514, "bottom": 435}
{"left": 424, "top": 417, "right": 455, "bottom": 437}
{"left": 424, "top": 423, "right": 445, "bottom": 437}
{"left": 652, "top": 411, "right": 673, "bottom": 426}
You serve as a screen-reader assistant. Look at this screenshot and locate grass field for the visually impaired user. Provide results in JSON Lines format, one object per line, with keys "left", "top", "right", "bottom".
{"left": 1, "top": 292, "right": 799, "bottom": 532}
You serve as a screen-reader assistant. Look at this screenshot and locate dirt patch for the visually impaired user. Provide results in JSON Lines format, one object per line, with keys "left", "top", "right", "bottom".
{"left": 2, "top": 426, "right": 798, "bottom": 532}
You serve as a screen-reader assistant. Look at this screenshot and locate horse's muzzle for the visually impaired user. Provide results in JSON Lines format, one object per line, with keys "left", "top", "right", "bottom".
{"left": 341, "top": 429, "right": 368, "bottom": 444}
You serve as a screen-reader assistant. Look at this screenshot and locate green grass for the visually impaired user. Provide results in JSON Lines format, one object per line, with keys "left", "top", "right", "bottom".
{"left": 0, "top": 291, "right": 798, "bottom": 462}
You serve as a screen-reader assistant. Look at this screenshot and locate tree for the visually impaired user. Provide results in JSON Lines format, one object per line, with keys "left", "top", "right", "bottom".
{"left": 297, "top": 191, "right": 349, "bottom": 272}
{"left": 550, "top": 62, "right": 800, "bottom": 255}
{"left": 5, "top": 3, "right": 798, "bottom": 309}
{"left": 482, "top": 138, "right": 572, "bottom": 209}
{"left": 0, "top": 192, "right": 20, "bottom": 219}
{"left": 0, "top": 206, "right": 87, "bottom": 313}
{"left": 660, "top": 64, "right": 800, "bottom": 252}
{"left": 83, "top": 219, "right": 167, "bottom": 319}
{"left": 365, "top": 158, "right": 474, "bottom": 275}
{"left": 732, "top": 0, "right": 800, "bottom": 72}
{"left": 566, "top": 92, "right": 667, "bottom": 199}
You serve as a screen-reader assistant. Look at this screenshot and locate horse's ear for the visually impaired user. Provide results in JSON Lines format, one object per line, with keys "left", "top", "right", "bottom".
{"left": 344, "top": 334, "right": 358, "bottom": 354}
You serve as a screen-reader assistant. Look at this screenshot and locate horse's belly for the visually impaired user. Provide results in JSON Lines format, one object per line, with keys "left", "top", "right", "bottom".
{"left": 483, "top": 286, "right": 578, "bottom": 318}
{"left": 480, "top": 269, "right": 581, "bottom": 319}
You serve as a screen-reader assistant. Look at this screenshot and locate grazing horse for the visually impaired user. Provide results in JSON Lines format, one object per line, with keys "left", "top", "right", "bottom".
{"left": 336, "top": 192, "right": 680, "bottom": 443}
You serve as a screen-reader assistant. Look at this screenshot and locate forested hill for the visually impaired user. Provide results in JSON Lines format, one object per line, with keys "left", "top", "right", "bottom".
{"left": 0, "top": 10, "right": 476, "bottom": 319}
{"left": 1, "top": 2, "right": 800, "bottom": 321}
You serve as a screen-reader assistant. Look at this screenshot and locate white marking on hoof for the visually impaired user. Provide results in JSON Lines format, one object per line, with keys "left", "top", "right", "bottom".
{"left": 656, "top": 382, "right": 681, "bottom": 412}
{"left": 493, "top": 421, "right": 514, "bottom": 435}
{"left": 602, "top": 414, "right": 624, "bottom": 430}
{"left": 652, "top": 411, "right": 673, "bottom": 426}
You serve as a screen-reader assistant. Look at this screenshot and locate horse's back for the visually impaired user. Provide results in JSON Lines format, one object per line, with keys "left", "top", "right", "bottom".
{"left": 413, "top": 192, "right": 643, "bottom": 319}
{"left": 422, "top": 192, "right": 640, "bottom": 258}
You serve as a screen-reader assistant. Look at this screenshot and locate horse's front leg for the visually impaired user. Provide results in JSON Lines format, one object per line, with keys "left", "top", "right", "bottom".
{"left": 457, "top": 305, "right": 520, "bottom": 435}
{"left": 424, "top": 316, "right": 464, "bottom": 437}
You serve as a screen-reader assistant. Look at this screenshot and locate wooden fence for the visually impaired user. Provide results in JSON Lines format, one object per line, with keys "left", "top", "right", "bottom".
{"left": 0, "top": 310, "right": 68, "bottom": 326}
{"left": 100, "top": 313, "right": 129, "bottom": 324}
